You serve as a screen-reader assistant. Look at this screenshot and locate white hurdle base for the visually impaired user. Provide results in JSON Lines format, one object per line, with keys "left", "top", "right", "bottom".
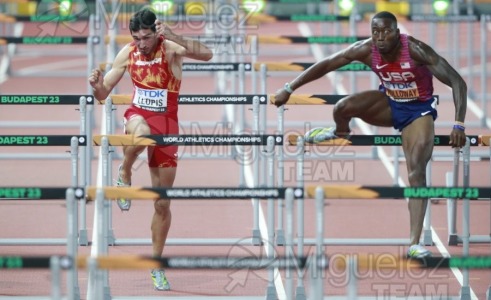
{"left": 109, "top": 297, "right": 464, "bottom": 300}
{"left": 111, "top": 238, "right": 257, "bottom": 246}
{"left": 0, "top": 238, "right": 67, "bottom": 245}
{"left": 106, "top": 238, "right": 411, "bottom": 246}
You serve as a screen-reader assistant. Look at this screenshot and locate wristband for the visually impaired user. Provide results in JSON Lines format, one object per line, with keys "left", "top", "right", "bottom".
{"left": 453, "top": 124, "right": 465, "bottom": 131}
{"left": 284, "top": 82, "right": 293, "bottom": 94}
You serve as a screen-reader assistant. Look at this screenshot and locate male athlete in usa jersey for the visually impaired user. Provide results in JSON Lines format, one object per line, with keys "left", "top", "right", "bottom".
{"left": 274, "top": 11, "right": 467, "bottom": 259}
{"left": 89, "top": 8, "right": 213, "bottom": 290}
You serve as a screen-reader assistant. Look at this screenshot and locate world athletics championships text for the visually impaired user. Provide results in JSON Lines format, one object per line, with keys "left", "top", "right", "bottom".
{"left": 165, "top": 188, "right": 280, "bottom": 198}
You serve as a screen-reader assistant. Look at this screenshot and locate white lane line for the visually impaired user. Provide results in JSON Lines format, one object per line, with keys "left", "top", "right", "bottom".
{"left": 299, "top": 22, "right": 479, "bottom": 300}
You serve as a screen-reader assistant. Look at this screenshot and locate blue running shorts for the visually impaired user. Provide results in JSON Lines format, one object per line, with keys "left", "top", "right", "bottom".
{"left": 388, "top": 97, "right": 438, "bottom": 131}
{"left": 379, "top": 84, "right": 438, "bottom": 131}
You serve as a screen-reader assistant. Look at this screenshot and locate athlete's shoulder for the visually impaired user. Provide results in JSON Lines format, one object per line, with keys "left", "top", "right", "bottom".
{"left": 344, "top": 38, "right": 372, "bottom": 60}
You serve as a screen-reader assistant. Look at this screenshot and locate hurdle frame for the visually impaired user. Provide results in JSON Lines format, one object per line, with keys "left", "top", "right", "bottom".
{"left": 0, "top": 186, "right": 83, "bottom": 300}
{"left": 86, "top": 184, "right": 307, "bottom": 300}
{"left": 308, "top": 177, "right": 491, "bottom": 300}
{"left": 93, "top": 132, "right": 283, "bottom": 247}
{"left": 0, "top": 137, "right": 86, "bottom": 248}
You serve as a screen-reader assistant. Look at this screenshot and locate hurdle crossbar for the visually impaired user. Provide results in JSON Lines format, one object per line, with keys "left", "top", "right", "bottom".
{"left": 287, "top": 134, "right": 488, "bottom": 146}
{"left": 104, "top": 34, "right": 233, "bottom": 45}
{"left": 253, "top": 62, "right": 370, "bottom": 71}
{"left": 0, "top": 14, "right": 89, "bottom": 23}
{"left": 78, "top": 254, "right": 313, "bottom": 270}
{"left": 0, "top": 135, "right": 87, "bottom": 146}
{"left": 333, "top": 254, "right": 491, "bottom": 270}
{"left": 269, "top": 94, "right": 440, "bottom": 105}
{"left": 99, "top": 94, "right": 267, "bottom": 105}
{"left": 99, "top": 62, "right": 252, "bottom": 72}
{"left": 86, "top": 186, "right": 303, "bottom": 201}
{"left": 0, "top": 36, "right": 89, "bottom": 45}
{"left": 250, "top": 35, "right": 369, "bottom": 45}
{"left": 0, "top": 95, "right": 94, "bottom": 105}
{"left": 0, "top": 187, "right": 84, "bottom": 200}
{"left": 247, "top": 13, "right": 351, "bottom": 24}
{"left": 92, "top": 134, "right": 283, "bottom": 146}
{"left": 305, "top": 185, "right": 491, "bottom": 200}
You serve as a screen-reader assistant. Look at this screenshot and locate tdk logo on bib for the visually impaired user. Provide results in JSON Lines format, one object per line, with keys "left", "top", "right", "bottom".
{"left": 133, "top": 87, "right": 168, "bottom": 112}
{"left": 138, "top": 89, "right": 167, "bottom": 98}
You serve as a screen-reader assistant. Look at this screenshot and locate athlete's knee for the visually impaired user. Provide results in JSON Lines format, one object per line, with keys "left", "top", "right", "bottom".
{"left": 334, "top": 97, "right": 356, "bottom": 117}
{"left": 408, "top": 168, "right": 426, "bottom": 186}
{"left": 154, "top": 199, "right": 171, "bottom": 213}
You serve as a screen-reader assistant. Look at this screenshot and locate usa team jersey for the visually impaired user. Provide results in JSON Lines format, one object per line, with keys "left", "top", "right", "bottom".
{"left": 127, "top": 36, "right": 181, "bottom": 114}
{"left": 371, "top": 34, "right": 434, "bottom": 102}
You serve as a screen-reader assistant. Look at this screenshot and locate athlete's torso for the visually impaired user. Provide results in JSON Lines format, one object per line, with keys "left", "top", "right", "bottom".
{"left": 371, "top": 34, "right": 433, "bottom": 102}
{"left": 127, "top": 36, "right": 181, "bottom": 113}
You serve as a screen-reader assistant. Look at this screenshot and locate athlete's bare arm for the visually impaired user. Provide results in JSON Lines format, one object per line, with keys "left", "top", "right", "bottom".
{"left": 408, "top": 37, "right": 467, "bottom": 147}
{"left": 274, "top": 39, "right": 372, "bottom": 107}
{"left": 155, "top": 20, "right": 213, "bottom": 62}
{"left": 89, "top": 46, "right": 130, "bottom": 101}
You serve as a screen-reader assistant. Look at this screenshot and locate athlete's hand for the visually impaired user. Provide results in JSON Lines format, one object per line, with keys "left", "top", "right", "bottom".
{"left": 274, "top": 88, "right": 291, "bottom": 107}
{"left": 155, "top": 20, "right": 174, "bottom": 39}
{"left": 449, "top": 128, "right": 466, "bottom": 148}
{"left": 89, "top": 69, "right": 104, "bottom": 90}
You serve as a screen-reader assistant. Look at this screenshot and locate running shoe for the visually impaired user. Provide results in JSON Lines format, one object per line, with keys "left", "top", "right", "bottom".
{"left": 304, "top": 127, "right": 346, "bottom": 144}
{"left": 151, "top": 269, "right": 170, "bottom": 291}
{"left": 115, "top": 164, "right": 131, "bottom": 211}
{"left": 407, "top": 244, "right": 432, "bottom": 258}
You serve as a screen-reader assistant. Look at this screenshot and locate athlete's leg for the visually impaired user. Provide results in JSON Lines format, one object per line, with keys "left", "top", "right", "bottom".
{"left": 333, "top": 90, "right": 393, "bottom": 134}
{"left": 401, "top": 115, "right": 434, "bottom": 245}
{"left": 149, "top": 166, "right": 177, "bottom": 257}
{"left": 119, "top": 115, "right": 150, "bottom": 184}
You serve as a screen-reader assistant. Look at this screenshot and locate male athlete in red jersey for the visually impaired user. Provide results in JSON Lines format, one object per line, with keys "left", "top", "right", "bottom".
{"left": 89, "top": 8, "right": 213, "bottom": 290}
{"left": 274, "top": 11, "right": 467, "bottom": 258}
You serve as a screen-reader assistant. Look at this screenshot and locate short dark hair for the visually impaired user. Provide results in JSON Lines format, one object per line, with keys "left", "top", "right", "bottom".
{"left": 129, "top": 8, "right": 157, "bottom": 33}
{"left": 372, "top": 11, "right": 397, "bottom": 26}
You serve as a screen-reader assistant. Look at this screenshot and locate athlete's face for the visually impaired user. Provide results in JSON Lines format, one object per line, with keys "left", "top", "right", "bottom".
{"left": 131, "top": 29, "right": 159, "bottom": 56}
{"left": 371, "top": 18, "right": 400, "bottom": 54}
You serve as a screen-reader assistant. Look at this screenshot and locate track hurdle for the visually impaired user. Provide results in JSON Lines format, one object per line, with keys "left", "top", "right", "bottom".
{"left": 93, "top": 134, "right": 283, "bottom": 247}
{"left": 334, "top": 253, "right": 491, "bottom": 300}
{"left": 252, "top": 61, "right": 371, "bottom": 247}
{"left": 0, "top": 255, "right": 74, "bottom": 300}
{"left": 98, "top": 93, "right": 266, "bottom": 179}
{"left": 86, "top": 186, "right": 307, "bottom": 300}
{"left": 96, "top": 62, "right": 253, "bottom": 138}
{"left": 446, "top": 136, "right": 491, "bottom": 247}
{"left": 289, "top": 134, "right": 486, "bottom": 245}
{"left": 2, "top": 33, "right": 100, "bottom": 77}
{"left": 0, "top": 95, "right": 93, "bottom": 244}
{"left": 0, "top": 31, "right": 100, "bottom": 78}
{"left": 309, "top": 184, "right": 491, "bottom": 300}
{"left": 406, "top": 14, "right": 491, "bottom": 129}
{"left": 0, "top": 136, "right": 86, "bottom": 246}
{"left": 0, "top": 187, "right": 84, "bottom": 300}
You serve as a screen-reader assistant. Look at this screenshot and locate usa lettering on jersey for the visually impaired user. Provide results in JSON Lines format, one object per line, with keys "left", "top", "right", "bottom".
{"left": 378, "top": 71, "right": 420, "bottom": 102}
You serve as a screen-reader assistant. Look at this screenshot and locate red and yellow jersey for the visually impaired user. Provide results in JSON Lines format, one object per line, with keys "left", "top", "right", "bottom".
{"left": 127, "top": 36, "right": 181, "bottom": 114}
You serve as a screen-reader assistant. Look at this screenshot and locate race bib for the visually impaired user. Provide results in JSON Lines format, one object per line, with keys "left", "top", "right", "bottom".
{"left": 382, "top": 81, "right": 420, "bottom": 102}
{"left": 132, "top": 87, "right": 168, "bottom": 112}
